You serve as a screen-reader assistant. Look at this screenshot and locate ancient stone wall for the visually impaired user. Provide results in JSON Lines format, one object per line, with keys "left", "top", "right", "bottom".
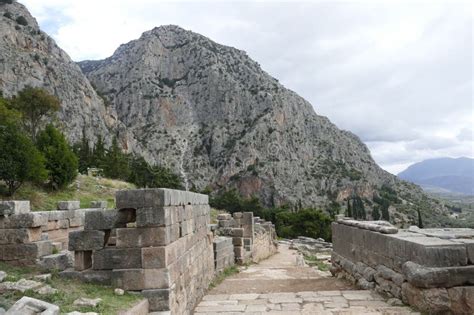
{"left": 331, "top": 219, "right": 474, "bottom": 314}
{"left": 215, "top": 212, "right": 277, "bottom": 264}
{"left": 213, "top": 237, "right": 234, "bottom": 273}
{"left": 0, "top": 200, "right": 97, "bottom": 268}
{"left": 66, "top": 189, "right": 214, "bottom": 314}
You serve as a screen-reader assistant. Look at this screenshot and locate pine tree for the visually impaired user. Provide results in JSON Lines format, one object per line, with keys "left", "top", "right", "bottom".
{"left": 91, "top": 135, "right": 106, "bottom": 169}
{"left": 417, "top": 208, "right": 423, "bottom": 228}
{"left": 103, "top": 137, "right": 130, "bottom": 180}
{"left": 372, "top": 206, "right": 381, "bottom": 220}
{"left": 381, "top": 204, "right": 390, "bottom": 221}
{"left": 36, "top": 124, "right": 78, "bottom": 189}
{"left": 75, "top": 128, "right": 92, "bottom": 174}
{"left": 346, "top": 199, "right": 353, "bottom": 218}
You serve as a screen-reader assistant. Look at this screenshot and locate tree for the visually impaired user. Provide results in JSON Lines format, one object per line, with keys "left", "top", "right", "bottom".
{"left": 103, "top": 137, "right": 130, "bottom": 180}
{"left": 127, "top": 155, "right": 182, "bottom": 189}
{"left": 346, "top": 199, "right": 353, "bottom": 218}
{"left": 417, "top": 208, "right": 423, "bottom": 228}
{"left": 36, "top": 124, "right": 78, "bottom": 189}
{"left": 10, "top": 87, "right": 60, "bottom": 141}
{"left": 73, "top": 128, "right": 92, "bottom": 174}
{"left": 0, "top": 110, "right": 46, "bottom": 195}
{"left": 372, "top": 206, "right": 381, "bottom": 220}
{"left": 381, "top": 204, "right": 390, "bottom": 221}
{"left": 91, "top": 135, "right": 106, "bottom": 169}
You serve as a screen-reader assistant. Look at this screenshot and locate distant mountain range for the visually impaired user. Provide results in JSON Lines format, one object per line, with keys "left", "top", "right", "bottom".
{"left": 398, "top": 157, "right": 474, "bottom": 195}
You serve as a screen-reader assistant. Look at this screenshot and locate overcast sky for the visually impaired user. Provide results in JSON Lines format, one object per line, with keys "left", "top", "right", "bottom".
{"left": 22, "top": 0, "right": 473, "bottom": 174}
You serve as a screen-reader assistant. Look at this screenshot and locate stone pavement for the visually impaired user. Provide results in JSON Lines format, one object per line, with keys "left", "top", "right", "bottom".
{"left": 194, "top": 245, "right": 419, "bottom": 314}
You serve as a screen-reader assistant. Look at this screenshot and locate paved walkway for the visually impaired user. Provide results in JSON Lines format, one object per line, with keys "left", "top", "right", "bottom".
{"left": 194, "top": 245, "right": 419, "bottom": 314}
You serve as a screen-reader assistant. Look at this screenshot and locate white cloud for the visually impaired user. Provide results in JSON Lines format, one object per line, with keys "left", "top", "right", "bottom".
{"left": 21, "top": 0, "right": 474, "bottom": 175}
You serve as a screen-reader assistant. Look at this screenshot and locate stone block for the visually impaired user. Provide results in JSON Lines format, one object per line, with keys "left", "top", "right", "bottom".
{"left": 454, "top": 238, "right": 474, "bottom": 264}
{"left": 116, "top": 226, "right": 178, "bottom": 248}
{"left": 68, "top": 216, "right": 84, "bottom": 227}
{"left": 136, "top": 206, "right": 177, "bottom": 227}
{"left": 57, "top": 200, "right": 80, "bottom": 210}
{"left": 60, "top": 269, "right": 113, "bottom": 285}
{"left": 74, "top": 251, "right": 92, "bottom": 271}
{"left": 232, "top": 237, "right": 243, "bottom": 246}
{"left": 6, "top": 296, "right": 59, "bottom": 315}
{"left": 84, "top": 209, "right": 134, "bottom": 230}
{"left": 0, "top": 241, "right": 52, "bottom": 261}
{"left": 403, "top": 261, "right": 474, "bottom": 288}
{"left": 142, "top": 288, "right": 172, "bottom": 311}
{"left": 233, "top": 212, "right": 243, "bottom": 219}
{"left": 68, "top": 230, "right": 105, "bottom": 251}
{"left": 90, "top": 200, "right": 108, "bottom": 208}
{"left": 217, "top": 213, "right": 231, "bottom": 220}
{"left": 401, "top": 282, "right": 451, "bottom": 314}
{"left": 142, "top": 246, "right": 179, "bottom": 269}
{"left": 0, "top": 227, "right": 42, "bottom": 244}
{"left": 447, "top": 286, "right": 474, "bottom": 314}
{"left": 0, "top": 201, "right": 30, "bottom": 216}
{"left": 0, "top": 213, "right": 47, "bottom": 228}
{"left": 214, "top": 237, "right": 233, "bottom": 250}
{"left": 116, "top": 188, "right": 208, "bottom": 210}
{"left": 231, "top": 228, "right": 244, "bottom": 237}
{"left": 118, "top": 298, "right": 149, "bottom": 315}
{"left": 39, "top": 253, "right": 70, "bottom": 271}
{"left": 112, "top": 268, "right": 170, "bottom": 290}
{"left": 92, "top": 248, "right": 142, "bottom": 270}
{"left": 234, "top": 246, "right": 244, "bottom": 258}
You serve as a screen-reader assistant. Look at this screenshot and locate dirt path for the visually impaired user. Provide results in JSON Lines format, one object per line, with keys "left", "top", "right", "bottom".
{"left": 194, "top": 244, "right": 419, "bottom": 314}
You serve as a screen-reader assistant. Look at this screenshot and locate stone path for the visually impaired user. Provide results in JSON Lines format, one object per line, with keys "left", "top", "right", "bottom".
{"left": 194, "top": 245, "right": 419, "bottom": 314}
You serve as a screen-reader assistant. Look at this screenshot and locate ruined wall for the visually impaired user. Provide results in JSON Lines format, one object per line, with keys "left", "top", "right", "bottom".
{"left": 0, "top": 200, "right": 97, "bottom": 268}
{"left": 213, "top": 237, "right": 234, "bottom": 273}
{"left": 66, "top": 189, "right": 214, "bottom": 314}
{"left": 331, "top": 219, "right": 474, "bottom": 314}
{"left": 215, "top": 212, "right": 277, "bottom": 264}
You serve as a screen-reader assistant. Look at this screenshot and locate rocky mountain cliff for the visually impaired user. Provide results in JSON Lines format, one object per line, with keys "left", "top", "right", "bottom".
{"left": 0, "top": 2, "right": 449, "bottom": 225}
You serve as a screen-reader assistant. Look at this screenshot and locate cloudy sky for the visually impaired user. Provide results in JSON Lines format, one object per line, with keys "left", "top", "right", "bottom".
{"left": 22, "top": 0, "right": 473, "bottom": 174}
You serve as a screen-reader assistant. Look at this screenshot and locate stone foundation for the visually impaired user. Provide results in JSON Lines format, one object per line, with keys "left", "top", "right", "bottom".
{"left": 331, "top": 219, "right": 474, "bottom": 314}
{"left": 66, "top": 189, "right": 214, "bottom": 314}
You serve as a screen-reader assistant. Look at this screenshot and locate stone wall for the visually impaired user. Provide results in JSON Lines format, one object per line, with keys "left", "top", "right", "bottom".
{"left": 331, "top": 218, "right": 474, "bottom": 314}
{"left": 66, "top": 189, "right": 214, "bottom": 314}
{"left": 215, "top": 212, "right": 277, "bottom": 264}
{"left": 0, "top": 200, "right": 97, "bottom": 268}
{"left": 213, "top": 237, "right": 234, "bottom": 273}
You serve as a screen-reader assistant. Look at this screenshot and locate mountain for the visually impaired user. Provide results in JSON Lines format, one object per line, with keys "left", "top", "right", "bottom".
{"left": 398, "top": 157, "right": 474, "bottom": 195}
{"left": 0, "top": 2, "right": 449, "bottom": 226}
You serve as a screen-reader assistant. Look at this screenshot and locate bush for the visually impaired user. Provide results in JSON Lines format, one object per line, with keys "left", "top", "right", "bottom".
{"left": 36, "top": 125, "right": 78, "bottom": 189}
{"left": 15, "top": 15, "right": 28, "bottom": 26}
{"left": 275, "top": 209, "right": 332, "bottom": 241}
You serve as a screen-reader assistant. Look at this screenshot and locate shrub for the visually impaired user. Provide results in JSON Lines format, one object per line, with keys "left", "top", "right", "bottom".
{"left": 15, "top": 15, "right": 28, "bottom": 26}
{"left": 275, "top": 209, "right": 332, "bottom": 241}
{"left": 36, "top": 125, "right": 78, "bottom": 190}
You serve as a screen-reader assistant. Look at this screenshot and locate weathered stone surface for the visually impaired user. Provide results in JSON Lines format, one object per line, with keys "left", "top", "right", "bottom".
{"left": 0, "top": 227, "right": 42, "bottom": 244}
{"left": 59, "top": 269, "right": 112, "bottom": 285}
{"left": 35, "top": 285, "right": 58, "bottom": 295}
{"left": 0, "top": 213, "right": 47, "bottom": 229}
{"left": 6, "top": 296, "right": 59, "bottom": 315}
{"left": 74, "top": 251, "right": 92, "bottom": 271}
{"left": 1, "top": 241, "right": 52, "bottom": 262}
{"left": 217, "top": 214, "right": 231, "bottom": 220}
{"left": 92, "top": 248, "right": 142, "bottom": 270}
{"left": 39, "top": 253, "right": 70, "bottom": 271}
{"left": 112, "top": 268, "right": 170, "bottom": 290}
{"left": 447, "top": 286, "right": 474, "bottom": 315}
{"left": 403, "top": 261, "right": 474, "bottom": 288}
{"left": 0, "top": 201, "right": 30, "bottom": 216}
{"left": 0, "top": 279, "right": 43, "bottom": 292}
{"left": 84, "top": 209, "right": 134, "bottom": 230}
{"left": 73, "top": 297, "right": 102, "bottom": 307}
{"left": 57, "top": 201, "right": 80, "bottom": 210}
{"left": 142, "top": 288, "right": 172, "bottom": 312}
{"left": 68, "top": 230, "right": 105, "bottom": 251}
{"left": 401, "top": 282, "right": 451, "bottom": 314}
{"left": 116, "top": 226, "right": 178, "bottom": 247}
{"left": 116, "top": 189, "right": 208, "bottom": 210}
{"left": 118, "top": 299, "right": 149, "bottom": 315}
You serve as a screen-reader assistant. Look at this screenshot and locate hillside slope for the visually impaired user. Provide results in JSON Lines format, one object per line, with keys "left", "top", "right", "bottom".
{"left": 399, "top": 157, "right": 474, "bottom": 195}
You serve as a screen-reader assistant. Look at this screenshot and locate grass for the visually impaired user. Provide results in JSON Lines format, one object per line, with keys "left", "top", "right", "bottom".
{"left": 303, "top": 254, "right": 330, "bottom": 272}
{"left": 0, "top": 261, "right": 141, "bottom": 314}
{"left": 7, "top": 174, "right": 135, "bottom": 211}
{"left": 209, "top": 265, "right": 239, "bottom": 289}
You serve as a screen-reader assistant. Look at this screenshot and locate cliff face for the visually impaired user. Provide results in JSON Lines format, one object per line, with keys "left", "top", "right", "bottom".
{"left": 0, "top": 1, "right": 125, "bottom": 145}
{"left": 78, "top": 25, "right": 397, "bottom": 206}
{"left": 0, "top": 2, "right": 447, "bottom": 224}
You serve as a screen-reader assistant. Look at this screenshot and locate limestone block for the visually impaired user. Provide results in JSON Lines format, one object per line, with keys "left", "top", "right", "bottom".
{"left": 447, "top": 286, "right": 474, "bottom": 315}
{"left": 401, "top": 282, "right": 451, "bottom": 314}
{"left": 232, "top": 237, "right": 243, "bottom": 246}
{"left": 90, "top": 200, "right": 107, "bottom": 208}
{"left": 118, "top": 299, "right": 149, "bottom": 315}
{"left": 0, "top": 227, "right": 42, "bottom": 244}
{"left": 116, "top": 226, "right": 178, "bottom": 247}
{"left": 68, "top": 216, "right": 84, "bottom": 227}
{"left": 0, "top": 201, "right": 30, "bottom": 216}
{"left": 59, "top": 269, "right": 112, "bottom": 285}
{"left": 84, "top": 209, "right": 134, "bottom": 230}
{"left": 231, "top": 228, "right": 244, "bottom": 237}
{"left": 39, "top": 253, "right": 70, "bottom": 271}
{"left": 234, "top": 246, "right": 244, "bottom": 258}
{"left": 218, "top": 219, "right": 233, "bottom": 228}
{"left": 74, "top": 251, "right": 92, "bottom": 271}
{"left": 403, "top": 261, "right": 474, "bottom": 288}
{"left": 68, "top": 230, "right": 105, "bottom": 251}
{"left": 116, "top": 188, "right": 208, "bottom": 210}
{"left": 57, "top": 201, "right": 80, "bottom": 210}
{"left": 142, "top": 288, "right": 172, "bottom": 311}
{"left": 0, "top": 213, "right": 47, "bottom": 229}
{"left": 6, "top": 296, "right": 59, "bottom": 315}
{"left": 233, "top": 212, "right": 243, "bottom": 219}
{"left": 112, "top": 268, "right": 170, "bottom": 290}
{"left": 0, "top": 241, "right": 52, "bottom": 261}
{"left": 454, "top": 239, "right": 474, "bottom": 264}
{"left": 142, "top": 246, "right": 177, "bottom": 269}
{"left": 136, "top": 206, "right": 177, "bottom": 227}
{"left": 92, "top": 248, "right": 142, "bottom": 270}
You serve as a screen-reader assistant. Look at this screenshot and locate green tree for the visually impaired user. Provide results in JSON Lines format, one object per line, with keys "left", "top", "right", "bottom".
{"left": 127, "top": 155, "right": 182, "bottom": 189}
{"left": 346, "top": 199, "right": 353, "bottom": 218}
{"left": 417, "top": 208, "right": 423, "bottom": 228}
{"left": 10, "top": 87, "right": 60, "bottom": 141}
{"left": 73, "top": 128, "right": 92, "bottom": 174}
{"left": 36, "top": 124, "right": 78, "bottom": 189}
{"left": 0, "top": 105, "right": 47, "bottom": 195}
{"left": 103, "top": 137, "right": 130, "bottom": 180}
{"left": 381, "top": 204, "right": 390, "bottom": 221}
{"left": 372, "top": 206, "right": 381, "bottom": 220}
{"left": 210, "top": 189, "right": 243, "bottom": 214}
{"left": 91, "top": 135, "right": 106, "bottom": 168}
